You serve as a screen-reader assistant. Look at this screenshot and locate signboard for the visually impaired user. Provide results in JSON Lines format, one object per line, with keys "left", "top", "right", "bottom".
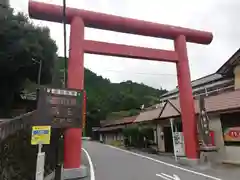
{"left": 224, "top": 127, "right": 240, "bottom": 142}
{"left": 31, "top": 126, "right": 51, "bottom": 145}
{"left": 198, "top": 96, "right": 211, "bottom": 145}
{"left": 173, "top": 132, "right": 185, "bottom": 156}
{"left": 34, "top": 87, "right": 83, "bottom": 128}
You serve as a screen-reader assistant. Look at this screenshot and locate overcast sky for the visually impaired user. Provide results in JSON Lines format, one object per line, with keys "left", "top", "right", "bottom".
{"left": 10, "top": 0, "right": 240, "bottom": 90}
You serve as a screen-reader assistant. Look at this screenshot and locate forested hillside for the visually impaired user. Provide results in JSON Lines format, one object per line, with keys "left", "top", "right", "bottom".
{"left": 0, "top": 6, "right": 58, "bottom": 117}
{"left": 53, "top": 57, "right": 167, "bottom": 135}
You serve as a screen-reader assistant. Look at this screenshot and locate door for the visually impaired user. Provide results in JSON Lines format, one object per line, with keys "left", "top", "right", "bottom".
{"left": 164, "top": 127, "right": 174, "bottom": 153}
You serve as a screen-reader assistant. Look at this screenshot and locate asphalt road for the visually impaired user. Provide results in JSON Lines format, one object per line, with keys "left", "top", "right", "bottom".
{"left": 82, "top": 141, "right": 225, "bottom": 180}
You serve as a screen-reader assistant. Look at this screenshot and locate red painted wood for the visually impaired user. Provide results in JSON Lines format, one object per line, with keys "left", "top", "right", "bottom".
{"left": 29, "top": 1, "right": 213, "bottom": 44}
{"left": 174, "top": 35, "right": 198, "bottom": 159}
{"left": 64, "top": 17, "right": 84, "bottom": 169}
{"left": 84, "top": 40, "right": 178, "bottom": 62}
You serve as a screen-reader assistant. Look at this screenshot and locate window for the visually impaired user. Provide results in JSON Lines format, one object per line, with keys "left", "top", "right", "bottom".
{"left": 221, "top": 112, "right": 240, "bottom": 146}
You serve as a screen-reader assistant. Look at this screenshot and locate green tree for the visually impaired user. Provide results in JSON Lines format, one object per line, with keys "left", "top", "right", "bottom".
{"left": 0, "top": 6, "right": 58, "bottom": 117}
{"left": 55, "top": 57, "right": 168, "bottom": 136}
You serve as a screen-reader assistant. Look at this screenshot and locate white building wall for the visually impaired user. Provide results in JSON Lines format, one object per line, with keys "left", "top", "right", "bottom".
{"left": 156, "top": 124, "right": 165, "bottom": 152}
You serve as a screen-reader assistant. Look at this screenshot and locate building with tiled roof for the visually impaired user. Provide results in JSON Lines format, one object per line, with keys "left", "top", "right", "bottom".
{"left": 96, "top": 48, "right": 240, "bottom": 165}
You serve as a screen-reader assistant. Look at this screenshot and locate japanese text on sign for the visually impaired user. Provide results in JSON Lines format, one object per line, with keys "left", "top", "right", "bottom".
{"left": 31, "top": 126, "right": 51, "bottom": 145}
{"left": 224, "top": 127, "right": 240, "bottom": 142}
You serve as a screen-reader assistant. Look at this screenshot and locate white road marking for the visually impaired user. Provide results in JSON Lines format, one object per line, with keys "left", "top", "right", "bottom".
{"left": 82, "top": 148, "right": 95, "bottom": 180}
{"left": 173, "top": 174, "right": 181, "bottom": 180}
{"left": 156, "top": 173, "right": 181, "bottom": 180}
{"left": 161, "top": 173, "right": 175, "bottom": 179}
{"left": 156, "top": 173, "right": 172, "bottom": 180}
{"left": 106, "top": 145, "right": 222, "bottom": 180}
{"left": 160, "top": 173, "right": 181, "bottom": 180}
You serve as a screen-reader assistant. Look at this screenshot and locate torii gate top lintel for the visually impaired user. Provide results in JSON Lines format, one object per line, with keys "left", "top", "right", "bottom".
{"left": 29, "top": 1, "right": 213, "bottom": 45}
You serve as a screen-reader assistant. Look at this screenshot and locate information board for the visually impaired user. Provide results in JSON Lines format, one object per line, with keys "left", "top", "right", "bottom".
{"left": 31, "top": 126, "right": 51, "bottom": 145}
{"left": 173, "top": 132, "right": 185, "bottom": 156}
{"left": 34, "top": 87, "right": 83, "bottom": 128}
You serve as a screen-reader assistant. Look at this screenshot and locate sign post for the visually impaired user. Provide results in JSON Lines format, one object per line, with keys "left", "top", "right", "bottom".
{"left": 32, "top": 87, "right": 84, "bottom": 180}
{"left": 35, "top": 144, "right": 45, "bottom": 180}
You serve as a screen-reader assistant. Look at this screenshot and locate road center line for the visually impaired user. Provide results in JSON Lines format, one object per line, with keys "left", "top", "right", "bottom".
{"left": 106, "top": 145, "right": 222, "bottom": 180}
{"left": 82, "top": 148, "right": 95, "bottom": 180}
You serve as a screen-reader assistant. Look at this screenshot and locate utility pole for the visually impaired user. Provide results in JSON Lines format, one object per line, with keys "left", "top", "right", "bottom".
{"left": 32, "top": 58, "right": 42, "bottom": 101}
{"left": 55, "top": 1, "right": 67, "bottom": 180}
{"left": 63, "top": 0, "right": 67, "bottom": 88}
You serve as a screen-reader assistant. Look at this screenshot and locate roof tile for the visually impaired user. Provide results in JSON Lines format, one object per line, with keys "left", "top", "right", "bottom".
{"left": 134, "top": 107, "right": 163, "bottom": 123}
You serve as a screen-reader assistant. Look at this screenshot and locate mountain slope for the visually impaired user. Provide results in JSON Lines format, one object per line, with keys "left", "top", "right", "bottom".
{"left": 54, "top": 57, "right": 167, "bottom": 134}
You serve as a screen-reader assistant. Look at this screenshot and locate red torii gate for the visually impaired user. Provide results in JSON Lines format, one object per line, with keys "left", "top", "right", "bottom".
{"left": 29, "top": 1, "right": 213, "bottom": 169}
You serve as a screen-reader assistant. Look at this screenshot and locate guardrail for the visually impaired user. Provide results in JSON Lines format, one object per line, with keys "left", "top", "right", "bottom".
{"left": 0, "top": 111, "right": 35, "bottom": 142}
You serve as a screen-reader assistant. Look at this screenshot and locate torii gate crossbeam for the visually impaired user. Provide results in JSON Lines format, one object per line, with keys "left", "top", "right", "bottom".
{"left": 28, "top": 0, "right": 213, "bottom": 172}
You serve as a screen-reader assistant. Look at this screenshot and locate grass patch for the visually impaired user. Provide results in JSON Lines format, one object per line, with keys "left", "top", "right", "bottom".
{"left": 109, "top": 140, "right": 123, "bottom": 147}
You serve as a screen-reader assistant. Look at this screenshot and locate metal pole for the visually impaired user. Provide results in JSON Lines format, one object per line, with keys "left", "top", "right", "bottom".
{"left": 35, "top": 59, "right": 42, "bottom": 105}
{"left": 63, "top": 0, "right": 67, "bottom": 88}
{"left": 35, "top": 143, "right": 45, "bottom": 180}
{"left": 54, "top": 1, "right": 67, "bottom": 179}
{"left": 38, "top": 60, "right": 42, "bottom": 85}
{"left": 34, "top": 59, "right": 44, "bottom": 180}
{"left": 54, "top": 130, "right": 62, "bottom": 180}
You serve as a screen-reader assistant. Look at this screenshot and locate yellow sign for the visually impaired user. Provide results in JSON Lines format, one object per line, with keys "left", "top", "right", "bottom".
{"left": 31, "top": 126, "right": 51, "bottom": 145}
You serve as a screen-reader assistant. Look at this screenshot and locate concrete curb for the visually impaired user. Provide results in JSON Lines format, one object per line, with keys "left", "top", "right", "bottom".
{"left": 43, "top": 147, "right": 94, "bottom": 180}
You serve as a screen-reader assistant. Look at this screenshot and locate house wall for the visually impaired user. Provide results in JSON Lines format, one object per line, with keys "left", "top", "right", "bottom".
{"left": 220, "top": 112, "right": 240, "bottom": 164}
{"left": 224, "top": 146, "right": 240, "bottom": 163}
{"left": 154, "top": 128, "right": 157, "bottom": 144}
{"left": 209, "top": 114, "right": 240, "bottom": 164}
{"left": 101, "top": 132, "right": 124, "bottom": 144}
{"left": 155, "top": 115, "right": 229, "bottom": 161}
{"left": 209, "top": 115, "right": 226, "bottom": 162}
{"left": 234, "top": 65, "right": 240, "bottom": 89}
{"left": 156, "top": 124, "right": 165, "bottom": 152}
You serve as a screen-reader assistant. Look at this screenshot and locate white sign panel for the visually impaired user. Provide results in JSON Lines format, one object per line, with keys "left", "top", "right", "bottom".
{"left": 173, "top": 132, "right": 185, "bottom": 156}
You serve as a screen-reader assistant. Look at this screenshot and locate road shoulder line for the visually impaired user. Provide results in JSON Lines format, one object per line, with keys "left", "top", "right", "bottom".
{"left": 106, "top": 145, "right": 222, "bottom": 180}
{"left": 82, "top": 148, "right": 95, "bottom": 180}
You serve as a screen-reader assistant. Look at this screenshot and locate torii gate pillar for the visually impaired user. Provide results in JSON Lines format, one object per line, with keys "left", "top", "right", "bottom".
{"left": 28, "top": 0, "right": 213, "bottom": 173}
